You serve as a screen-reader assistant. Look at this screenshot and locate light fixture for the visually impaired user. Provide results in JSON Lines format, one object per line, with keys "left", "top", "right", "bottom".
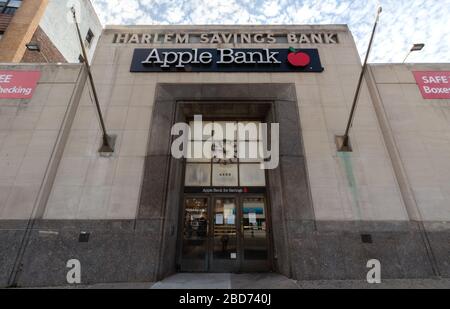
{"left": 403, "top": 43, "right": 425, "bottom": 63}
{"left": 25, "top": 42, "right": 40, "bottom": 52}
{"left": 410, "top": 43, "right": 425, "bottom": 52}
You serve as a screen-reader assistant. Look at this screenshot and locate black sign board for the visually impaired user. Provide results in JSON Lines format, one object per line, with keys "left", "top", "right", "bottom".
{"left": 130, "top": 48, "right": 324, "bottom": 73}
{"left": 184, "top": 187, "right": 266, "bottom": 194}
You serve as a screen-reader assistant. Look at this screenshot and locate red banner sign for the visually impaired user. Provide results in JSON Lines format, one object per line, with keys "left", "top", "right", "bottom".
{"left": 0, "top": 71, "right": 41, "bottom": 99}
{"left": 413, "top": 71, "right": 450, "bottom": 99}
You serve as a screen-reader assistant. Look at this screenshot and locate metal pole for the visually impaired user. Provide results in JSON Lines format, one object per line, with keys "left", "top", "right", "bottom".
{"left": 402, "top": 50, "right": 412, "bottom": 63}
{"left": 341, "top": 7, "right": 382, "bottom": 150}
{"left": 71, "top": 7, "right": 113, "bottom": 153}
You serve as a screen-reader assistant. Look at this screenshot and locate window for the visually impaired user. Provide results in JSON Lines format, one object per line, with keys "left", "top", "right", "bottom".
{"left": 85, "top": 28, "right": 94, "bottom": 47}
{"left": 0, "top": 0, "right": 22, "bottom": 15}
{"left": 184, "top": 121, "right": 266, "bottom": 187}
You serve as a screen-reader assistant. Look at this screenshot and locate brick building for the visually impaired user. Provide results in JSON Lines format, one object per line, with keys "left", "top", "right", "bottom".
{"left": 0, "top": 0, "right": 101, "bottom": 64}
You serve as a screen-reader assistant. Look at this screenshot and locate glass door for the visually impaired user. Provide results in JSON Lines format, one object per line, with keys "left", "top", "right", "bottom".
{"left": 210, "top": 197, "right": 239, "bottom": 272}
{"left": 180, "top": 197, "right": 209, "bottom": 272}
{"left": 240, "top": 197, "right": 270, "bottom": 272}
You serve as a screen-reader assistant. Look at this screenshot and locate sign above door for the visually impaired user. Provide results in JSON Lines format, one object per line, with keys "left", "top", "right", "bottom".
{"left": 130, "top": 48, "right": 324, "bottom": 73}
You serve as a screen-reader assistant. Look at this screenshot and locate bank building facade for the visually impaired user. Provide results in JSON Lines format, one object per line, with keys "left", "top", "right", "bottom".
{"left": 0, "top": 25, "right": 449, "bottom": 287}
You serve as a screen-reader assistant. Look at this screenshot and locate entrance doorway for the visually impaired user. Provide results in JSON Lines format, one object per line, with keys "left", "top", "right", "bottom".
{"left": 177, "top": 119, "right": 273, "bottom": 273}
{"left": 180, "top": 195, "right": 271, "bottom": 273}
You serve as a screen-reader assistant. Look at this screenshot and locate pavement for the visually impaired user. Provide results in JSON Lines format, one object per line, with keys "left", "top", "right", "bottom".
{"left": 22, "top": 273, "right": 450, "bottom": 289}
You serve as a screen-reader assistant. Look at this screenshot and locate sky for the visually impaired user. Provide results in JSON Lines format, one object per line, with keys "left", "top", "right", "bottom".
{"left": 90, "top": 0, "right": 450, "bottom": 63}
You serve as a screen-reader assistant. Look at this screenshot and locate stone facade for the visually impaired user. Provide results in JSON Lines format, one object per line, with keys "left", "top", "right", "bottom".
{"left": 0, "top": 25, "right": 448, "bottom": 287}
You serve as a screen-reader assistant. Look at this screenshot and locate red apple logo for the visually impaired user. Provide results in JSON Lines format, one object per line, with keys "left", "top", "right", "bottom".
{"left": 288, "top": 47, "right": 311, "bottom": 67}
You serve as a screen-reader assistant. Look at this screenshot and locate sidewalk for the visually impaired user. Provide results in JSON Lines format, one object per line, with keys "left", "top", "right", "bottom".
{"left": 25, "top": 273, "right": 450, "bottom": 289}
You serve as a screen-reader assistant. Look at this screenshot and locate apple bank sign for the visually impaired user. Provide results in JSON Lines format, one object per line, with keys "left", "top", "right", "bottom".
{"left": 130, "top": 47, "right": 324, "bottom": 73}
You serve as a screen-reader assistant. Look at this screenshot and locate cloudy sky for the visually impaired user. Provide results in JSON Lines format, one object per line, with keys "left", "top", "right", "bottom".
{"left": 91, "top": 0, "right": 450, "bottom": 63}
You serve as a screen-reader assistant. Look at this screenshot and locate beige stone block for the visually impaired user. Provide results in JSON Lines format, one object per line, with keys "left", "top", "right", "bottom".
{"left": 0, "top": 131, "right": 33, "bottom": 158}
{"left": 54, "top": 157, "right": 90, "bottom": 186}
{"left": 296, "top": 85, "right": 321, "bottom": 103}
{"left": 310, "top": 186, "right": 347, "bottom": 220}
{"left": 125, "top": 107, "right": 152, "bottom": 131}
{"left": 15, "top": 156, "right": 48, "bottom": 185}
{"left": 44, "top": 185, "right": 83, "bottom": 219}
{"left": 366, "top": 186, "right": 408, "bottom": 221}
{"left": 201, "top": 73, "right": 226, "bottom": 83}
{"left": 302, "top": 130, "right": 333, "bottom": 158}
{"left": 25, "top": 131, "right": 58, "bottom": 158}
{"left": 85, "top": 157, "right": 118, "bottom": 186}
{"left": 371, "top": 65, "right": 399, "bottom": 83}
{"left": 317, "top": 47, "right": 335, "bottom": 65}
{"left": 156, "top": 73, "right": 182, "bottom": 83}
{"left": 11, "top": 110, "right": 41, "bottom": 131}
{"left": 402, "top": 156, "right": 440, "bottom": 187}
{"left": 64, "top": 130, "right": 99, "bottom": 157}
{"left": 223, "top": 73, "right": 250, "bottom": 83}
{"left": 353, "top": 129, "right": 387, "bottom": 157}
{"left": 0, "top": 186, "right": 11, "bottom": 214}
{"left": 54, "top": 66, "right": 82, "bottom": 84}
{"left": 331, "top": 47, "right": 361, "bottom": 65}
{"left": 413, "top": 187, "right": 450, "bottom": 221}
{"left": 107, "top": 185, "right": 140, "bottom": 219}
{"left": 0, "top": 132, "right": 6, "bottom": 148}
{"left": 247, "top": 73, "right": 271, "bottom": 83}
{"left": 295, "top": 73, "right": 317, "bottom": 85}
{"left": 415, "top": 107, "right": 449, "bottom": 132}
{"left": 306, "top": 157, "right": 339, "bottom": 188}
{"left": 0, "top": 157, "right": 23, "bottom": 186}
{"left": 337, "top": 64, "right": 360, "bottom": 85}
{"left": 77, "top": 186, "right": 111, "bottom": 219}
{"left": 119, "top": 131, "right": 149, "bottom": 157}
{"left": 316, "top": 65, "right": 340, "bottom": 85}
{"left": 72, "top": 106, "right": 98, "bottom": 130}
{"left": 92, "top": 46, "right": 118, "bottom": 65}
{"left": 30, "top": 84, "right": 52, "bottom": 107}
{"left": 319, "top": 85, "right": 346, "bottom": 106}
{"left": 394, "top": 66, "right": 416, "bottom": 83}
{"left": 400, "top": 84, "right": 425, "bottom": 104}
{"left": 113, "top": 156, "right": 144, "bottom": 187}
{"left": 385, "top": 106, "right": 417, "bottom": 133}
{"left": 323, "top": 107, "right": 348, "bottom": 130}
{"left": 378, "top": 83, "right": 407, "bottom": 105}
{"left": 46, "top": 84, "right": 75, "bottom": 106}
{"left": 106, "top": 106, "right": 128, "bottom": 130}
{"left": 0, "top": 114, "right": 14, "bottom": 131}
{"left": 114, "top": 65, "right": 135, "bottom": 85}
{"left": 36, "top": 106, "right": 67, "bottom": 130}
{"left": 431, "top": 156, "right": 450, "bottom": 184}
{"left": 422, "top": 131, "right": 450, "bottom": 155}
{"left": 359, "top": 156, "right": 397, "bottom": 187}
{"left": 130, "top": 84, "right": 156, "bottom": 106}
{"left": 299, "top": 106, "right": 327, "bottom": 131}
{"left": 270, "top": 73, "right": 294, "bottom": 83}
{"left": 110, "top": 85, "right": 133, "bottom": 106}
{"left": 352, "top": 106, "right": 379, "bottom": 130}
{"left": 1, "top": 185, "right": 40, "bottom": 219}
{"left": 91, "top": 64, "right": 116, "bottom": 85}
{"left": 133, "top": 73, "right": 158, "bottom": 85}
{"left": 394, "top": 133, "right": 426, "bottom": 156}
